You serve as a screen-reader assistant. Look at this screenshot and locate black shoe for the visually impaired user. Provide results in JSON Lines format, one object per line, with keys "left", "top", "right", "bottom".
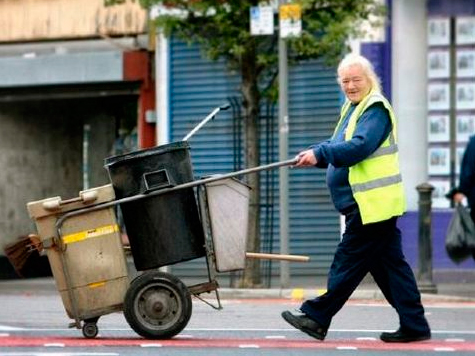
{"left": 281, "top": 310, "right": 327, "bottom": 341}
{"left": 380, "top": 328, "right": 431, "bottom": 343}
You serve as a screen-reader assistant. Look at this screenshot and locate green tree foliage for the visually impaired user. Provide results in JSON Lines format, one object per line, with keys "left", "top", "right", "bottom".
{"left": 106, "top": 0, "right": 386, "bottom": 286}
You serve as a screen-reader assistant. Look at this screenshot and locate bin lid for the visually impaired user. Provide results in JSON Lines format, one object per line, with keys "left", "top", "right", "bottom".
{"left": 104, "top": 141, "right": 190, "bottom": 167}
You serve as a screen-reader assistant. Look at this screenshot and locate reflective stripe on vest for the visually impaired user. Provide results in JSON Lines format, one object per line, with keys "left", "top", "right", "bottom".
{"left": 351, "top": 173, "right": 403, "bottom": 193}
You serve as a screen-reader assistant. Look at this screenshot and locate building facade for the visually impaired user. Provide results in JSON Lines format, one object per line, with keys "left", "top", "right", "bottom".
{"left": 0, "top": 0, "right": 155, "bottom": 277}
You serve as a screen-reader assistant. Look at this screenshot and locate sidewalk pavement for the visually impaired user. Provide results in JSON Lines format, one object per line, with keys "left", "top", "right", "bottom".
{"left": 1, "top": 277, "right": 474, "bottom": 303}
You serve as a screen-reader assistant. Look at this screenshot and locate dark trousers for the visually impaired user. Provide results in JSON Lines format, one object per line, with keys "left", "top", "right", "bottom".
{"left": 301, "top": 208, "right": 430, "bottom": 334}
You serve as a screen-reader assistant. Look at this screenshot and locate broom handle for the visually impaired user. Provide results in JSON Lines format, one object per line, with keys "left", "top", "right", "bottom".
{"left": 245, "top": 252, "right": 309, "bottom": 262}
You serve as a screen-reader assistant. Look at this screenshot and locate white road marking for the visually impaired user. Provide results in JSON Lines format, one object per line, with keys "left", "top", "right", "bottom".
{"left": 0, "top": 325, "right": 23, "bottom": 331}
{"left": 0, "top": 353, "right": 118, "bottom": 356}
{"left": 265, "top": 335, "right": 286, "bottom": 339}
{"left": 175, "top": 334, "right": 194, "bottom": 339}
{"left": 3, "top": 326, "right": 475, "bottom": 335}
{"left": 434, "top": 347, "right": 455, "bottom": 352}
{"left": 140, "top": 343, "right": 163, "bottom": 347}
{"left": 239, "top": 344, "right": 260, "bottom": 348}
{"left": 336, "top": 346, "right": 358, "bottom": 350}
{"left": 43, "top": 343, "right": 65, "bottom": 347}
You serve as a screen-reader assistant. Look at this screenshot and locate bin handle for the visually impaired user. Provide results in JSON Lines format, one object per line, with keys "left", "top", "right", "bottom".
{"left": 80, "top": 190, "right": 99, "bottom": 203}
{"left": 41, "top": 191, "right": 98, "bottom": 211}
{"left": 143, "top": 169, "right": 175, "bottom": 193}
{"left": 42, "top": 198, "right": 62, "bottom": 211}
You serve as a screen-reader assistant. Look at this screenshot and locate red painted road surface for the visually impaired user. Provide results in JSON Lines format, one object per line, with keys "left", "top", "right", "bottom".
{"left": 0, "top": 336, "right": 474, "bottom": 352}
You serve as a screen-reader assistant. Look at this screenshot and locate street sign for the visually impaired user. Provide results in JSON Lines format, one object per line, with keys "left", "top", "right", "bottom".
{"left": 250, "top": 5, "right": 274, "bottom": 36}
{"left": 279, "top": 3, "right": 301, "bottom": 38}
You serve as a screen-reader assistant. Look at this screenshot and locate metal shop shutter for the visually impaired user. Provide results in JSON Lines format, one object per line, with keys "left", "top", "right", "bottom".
{"left": 258, "top": 61, "right": 341, "bottom": 283}
{"left": 167, "top": 38, "right": 241, "bottom": 280}
{"left": 168, "top": 37, "right": 341, "bottom": 283}
{"left": 287, "top": 61, "right": 341, "bottom": 278}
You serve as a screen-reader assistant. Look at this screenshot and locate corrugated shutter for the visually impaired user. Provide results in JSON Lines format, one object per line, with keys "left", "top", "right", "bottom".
{"left": 168, "top": 37, "right": 341, "bottom": 284}
{"left": 167, "top": 38, "right": 241, "bottom": 280}
{"left": 287, "top": 61, "right": 341, "bottom": 277}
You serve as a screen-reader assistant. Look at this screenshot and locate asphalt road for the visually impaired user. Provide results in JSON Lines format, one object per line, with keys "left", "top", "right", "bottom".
{"left": 1, "top": 279, "right": 475, "bottom": 355}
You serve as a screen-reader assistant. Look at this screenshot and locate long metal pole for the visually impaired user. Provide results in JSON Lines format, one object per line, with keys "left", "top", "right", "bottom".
{"left": 55, "top": 158, "right": 298, "bottom": 232}
{"left": 278, "top": 0, "right": 290, "bottom": 288}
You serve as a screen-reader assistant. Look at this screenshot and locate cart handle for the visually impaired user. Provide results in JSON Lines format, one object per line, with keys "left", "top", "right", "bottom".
{"left": 54, "top": 158, "right": 298, "bottom": 233}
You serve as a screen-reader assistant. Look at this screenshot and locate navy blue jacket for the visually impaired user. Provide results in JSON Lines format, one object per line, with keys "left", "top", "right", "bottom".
{"left": 312, "top": 102, "right": 392, "bottom": 213}
{"left": 459, "top": 135, "right": 475, "bottom": 209}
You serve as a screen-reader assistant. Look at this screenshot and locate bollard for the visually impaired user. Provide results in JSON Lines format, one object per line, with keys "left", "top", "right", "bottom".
{"left": 416, "top": 183, "right": 438, "bottom": 294}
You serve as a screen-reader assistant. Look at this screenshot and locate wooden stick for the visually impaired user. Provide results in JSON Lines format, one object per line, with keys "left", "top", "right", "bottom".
{"left": 245, "top": 252, "right": 309, "bottom": 262}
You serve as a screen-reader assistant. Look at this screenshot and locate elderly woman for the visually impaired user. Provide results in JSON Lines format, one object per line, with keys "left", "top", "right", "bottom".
{"left": 281, "top": 53, "right": 431, "bottom": 343}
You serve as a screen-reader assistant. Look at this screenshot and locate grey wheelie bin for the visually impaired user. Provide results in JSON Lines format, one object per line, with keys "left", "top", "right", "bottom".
{"left": 26, "top": 184, "right": 129, "bottom": 338}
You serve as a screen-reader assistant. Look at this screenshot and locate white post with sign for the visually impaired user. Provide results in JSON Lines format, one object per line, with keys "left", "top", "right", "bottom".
{"left": 249, "top": 1, "right": 302, "bottom": 287}
{"left": 250, "top": 5, "right": 275, "bottom": 36}
{"left": 279, "top": 3, "right": 302, "bottom": 38}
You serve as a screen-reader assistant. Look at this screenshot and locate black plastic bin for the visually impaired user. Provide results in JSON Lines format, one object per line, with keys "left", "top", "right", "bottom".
{"left": 104, "top": 141, "right": 205, "bottom": 271}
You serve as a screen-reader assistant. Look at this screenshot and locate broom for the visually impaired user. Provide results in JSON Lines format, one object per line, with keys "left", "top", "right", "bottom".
{"left": 3, "top": 234, "right": 42, "bottom": 277}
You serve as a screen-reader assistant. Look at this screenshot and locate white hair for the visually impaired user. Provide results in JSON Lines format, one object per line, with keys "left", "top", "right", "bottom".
{"left": 337, "top": 53, "right": 382, "bottom": 93}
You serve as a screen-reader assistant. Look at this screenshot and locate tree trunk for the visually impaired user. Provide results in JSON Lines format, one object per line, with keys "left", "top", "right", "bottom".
{"left": 240, "top": 45, "right": 261, "bottom": 287}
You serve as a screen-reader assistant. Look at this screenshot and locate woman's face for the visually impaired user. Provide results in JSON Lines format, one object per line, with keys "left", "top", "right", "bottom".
{"left": 339, "top": 64, "right": 372, "bottom": 104}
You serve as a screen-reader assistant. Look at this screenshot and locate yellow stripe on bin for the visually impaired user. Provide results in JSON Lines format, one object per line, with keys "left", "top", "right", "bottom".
{"left": 88, "top": 281, "right": 106, "bottom": 289}
{"left": 62, "top": 224, "right": 119, "bottom": 244}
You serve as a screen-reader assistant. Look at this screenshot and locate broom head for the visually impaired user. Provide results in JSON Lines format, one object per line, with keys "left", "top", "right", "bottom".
{"left": 4, "top": 234, "right": 42, "bottom": 277}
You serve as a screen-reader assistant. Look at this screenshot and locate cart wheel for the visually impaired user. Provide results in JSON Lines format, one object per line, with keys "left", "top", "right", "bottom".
{"left": 82, "top": 321, "right": 98, "bottom": 339}
{"left": 124, "top": 270, "right": 192, "bottom": 339}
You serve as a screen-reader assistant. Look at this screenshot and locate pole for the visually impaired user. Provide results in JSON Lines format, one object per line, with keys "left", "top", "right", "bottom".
{"left": 448, "top": 17, "right": 456, "bottom": 205}
{"left": 82, "top": 124, "right": 91, "bottom": 190}
{"left": 278, "top": 0, "right": 290, "bottom": 288}
{"left": 416, "top": 183, "right": 437, "bottom": 294}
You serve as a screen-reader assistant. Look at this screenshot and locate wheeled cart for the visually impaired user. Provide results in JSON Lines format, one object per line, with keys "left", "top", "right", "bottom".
{"left": 27, "top": 150, "right": 301, "bottom": 339}
{"left": 26, "top": 108, "right": 306, "bottom": 340}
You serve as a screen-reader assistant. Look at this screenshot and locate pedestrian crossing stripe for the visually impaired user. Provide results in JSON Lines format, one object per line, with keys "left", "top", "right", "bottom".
{"left": 62, "top": 224, "right": 119, "bottom": 244}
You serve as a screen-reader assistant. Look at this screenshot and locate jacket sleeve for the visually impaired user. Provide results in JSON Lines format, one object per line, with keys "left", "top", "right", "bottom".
{"left": 308, "top": 141, "right": 330, "bottom": 168}
{"left": 313, "top": 103, "right": 392, "bottom": 168}
{"left": 459, "top": 136, "right": 475, "bottom": 198}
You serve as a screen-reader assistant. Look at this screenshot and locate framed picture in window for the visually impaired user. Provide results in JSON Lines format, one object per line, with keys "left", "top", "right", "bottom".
{"left": 428, "top": 18, "right": 450, "bottom": 46}
{"left": 428, "top": 147, "right": 450, "bottom": 175}
{"left": 456, "top": 114, "right": 475, "bottom": 142}
{"left": 428, "top": 114, "right": 450, "bottom": 142}
{"left": 428, "top": 50, "right": 450, "bottom": 78}
{"left": 456, "top": 16, "right": 475, "bottom": 45}
{"left": 456, "top": 49, "right": 475, "bottom": 78}
{"left": 429, "top": 179, "right": 451, "bottom": 209}
{"left": 428, "top": 83, "right": 450, "bottom": 110}
{"left": 456, "top": 83, "right": 475, "bottom": 110}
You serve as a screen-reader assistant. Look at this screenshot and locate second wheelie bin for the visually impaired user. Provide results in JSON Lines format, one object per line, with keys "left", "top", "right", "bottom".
{"left": 104, "top": 141, "right": 206, "bottom": 271}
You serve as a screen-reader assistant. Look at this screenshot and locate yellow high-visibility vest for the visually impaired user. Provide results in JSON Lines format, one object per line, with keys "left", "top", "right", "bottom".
{"left": 334, "top": 90, "right": 406, "bottom": 224}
